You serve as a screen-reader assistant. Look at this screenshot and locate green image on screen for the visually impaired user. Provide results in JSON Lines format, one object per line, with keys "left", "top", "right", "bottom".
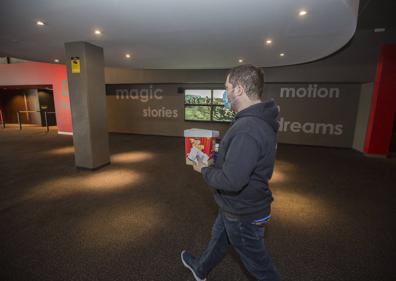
{"left": 185, "top": 90, "right": 211, "bottom": 105}
{"left": 213, "top": 106, "right": 235, "bottom": 122}
{"left": 184, "top": 89, "right": 234, "bottom": 122}
{"left": 213, "top": 90, "right": 225, "bottom": 105}
{"left": 185, "top": 106, "right": 211, "bottom": 121}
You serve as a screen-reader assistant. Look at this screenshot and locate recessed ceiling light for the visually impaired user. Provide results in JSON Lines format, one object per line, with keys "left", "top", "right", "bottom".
{"left": 36, "top": 20, "right": 46, "bottom": 26}
{"left": 298, "top": 10, "right": 308, "bottom": 16}
{"left": 238, "top": 59, "right": 243, "bottom": 63}
{"left": 94, "top": 29, "right": 102, "bottom": 35}
{"left": 266, "top": 39, "right": 272, "bottom": 45}
{"left": 54, "top": 59, "right": 59, "bottom": 63}
{"left": 125, "top": 53, "right": 131, "bottom": 59}
{"left": 280, "top": 53, "right": 285, "bottom": 57}
{"left": 374, "top": 28, "right": 386, "bottom": 33}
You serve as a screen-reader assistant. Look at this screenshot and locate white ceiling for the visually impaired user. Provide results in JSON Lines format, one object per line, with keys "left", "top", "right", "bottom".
{"left": 0, "top": 0, "right": 359, "bottom": 69}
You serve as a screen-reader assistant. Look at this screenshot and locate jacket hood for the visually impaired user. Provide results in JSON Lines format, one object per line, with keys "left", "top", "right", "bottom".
{"left": 235, "top": 100, "right": 279, "bottom": 132}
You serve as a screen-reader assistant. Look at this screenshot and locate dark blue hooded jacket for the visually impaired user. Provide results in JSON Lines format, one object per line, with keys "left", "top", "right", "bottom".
{"left": 202, "top": 100, "right": 279, "bottom": 221}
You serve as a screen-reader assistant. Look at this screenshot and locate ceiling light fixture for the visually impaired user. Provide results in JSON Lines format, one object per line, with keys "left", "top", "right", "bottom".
{"left": 125, "top": 53, "right": 131, "bottom": 59}
{"left": 94, "top": 29, "right": 102, "bottom": 35}
{"left": 280, "top": 53, "right": 285, "bottom": 57}
{"left": 374, "top": 28, "right": 386, "bottom": 33}
{"left": 238, "top": 59, "right": 243, "bottom": 63}
{"left": 298, "top": 10, "right": 308, "bottom": 16}
{"left": 266, "top": 39, "right": 273, "bottom": 45}
{"left": 36, "top": 20, "right": 46, "bottom": 26}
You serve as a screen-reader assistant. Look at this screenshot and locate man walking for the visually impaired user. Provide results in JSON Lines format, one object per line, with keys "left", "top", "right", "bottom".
{"left": 181, "top": 65, "right": 280, "bottom": 281}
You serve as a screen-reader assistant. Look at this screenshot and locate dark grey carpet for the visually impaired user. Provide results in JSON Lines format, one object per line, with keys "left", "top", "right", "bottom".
{"left": 0, "top": 127, "right": 395, "bottom": 281}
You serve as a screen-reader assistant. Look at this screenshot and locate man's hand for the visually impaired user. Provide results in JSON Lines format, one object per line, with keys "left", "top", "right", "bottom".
{"left": 192, "top": 157, "right": 206, "bottom": 173}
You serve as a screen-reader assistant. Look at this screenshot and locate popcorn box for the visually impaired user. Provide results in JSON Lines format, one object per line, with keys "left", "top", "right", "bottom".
{"left": 184, "top": 129, "right": 220, "bottom": 166}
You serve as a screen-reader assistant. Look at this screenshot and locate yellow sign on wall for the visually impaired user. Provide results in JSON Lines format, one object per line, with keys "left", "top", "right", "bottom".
{"left": 71, "top": 57, "right": 80, "bottom": 74}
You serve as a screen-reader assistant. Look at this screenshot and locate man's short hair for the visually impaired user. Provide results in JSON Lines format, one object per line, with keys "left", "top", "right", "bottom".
{"left": 227, "top": 64, "right": 265, "bottom": 100}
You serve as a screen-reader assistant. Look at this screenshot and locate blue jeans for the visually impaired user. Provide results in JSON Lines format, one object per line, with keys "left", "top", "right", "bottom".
{"left": 195, "top": 211, "right": 280, "bottom": 281}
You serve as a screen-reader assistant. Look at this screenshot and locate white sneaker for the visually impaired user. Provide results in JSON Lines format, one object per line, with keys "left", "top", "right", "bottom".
{"left": 181, "top": 250, "right": 207, "bottom": 281}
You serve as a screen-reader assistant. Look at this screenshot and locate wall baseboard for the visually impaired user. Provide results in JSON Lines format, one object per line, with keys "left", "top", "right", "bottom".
{"left": 58, "top": 131, "right": 73, "bottom": 136}
{"left": 363, "top": 152, "right": 388, "bottom": 159}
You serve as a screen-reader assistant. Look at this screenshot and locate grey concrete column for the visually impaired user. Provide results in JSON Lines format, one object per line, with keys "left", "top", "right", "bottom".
{"left": 65, "top": 41, "right": 110, "bottom": 170}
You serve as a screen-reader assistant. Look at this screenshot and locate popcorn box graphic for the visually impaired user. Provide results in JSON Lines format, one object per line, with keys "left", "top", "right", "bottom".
{"left": 184, "top": 129, "right": 220, "bottom": 166}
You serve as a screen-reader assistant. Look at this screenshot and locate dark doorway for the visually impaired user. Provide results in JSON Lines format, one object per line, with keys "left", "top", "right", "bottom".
{"left": 38, "top": 89, "right": 56, "bottom": 126}
{"left": 0, "top": 85, "right": 56, "bottom": 128}
{"left": 0, "top": 88, "right": 41, "bottom": 125}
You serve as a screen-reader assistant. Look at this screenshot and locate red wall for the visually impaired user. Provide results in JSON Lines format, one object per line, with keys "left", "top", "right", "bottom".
{"left": 0, "top": 62, "right": 72, "bottom": 133}
{"left": 364, "top": 45, "right": 396, "bottom": 156}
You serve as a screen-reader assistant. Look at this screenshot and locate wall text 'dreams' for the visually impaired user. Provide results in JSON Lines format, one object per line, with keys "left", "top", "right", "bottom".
{"left": 280, "top": 84, "right": 340, "bottom": 99}
{"left": 116, "top": 85, "right": 163, "bottom": 102}
{"left": 279, "top": 118, "right": 343, "bottom": 135}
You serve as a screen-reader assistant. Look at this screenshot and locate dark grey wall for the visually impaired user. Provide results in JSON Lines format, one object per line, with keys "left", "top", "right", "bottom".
{"left": 103, "top": 28, "right": 396, "bottom": 148}
{"left": 105, "top": 68, "right": 227, "bottom": 84}
{"left": 266, "top": 83, "right": 360, "bottom": 147}
{"left": 106, "top": 84, "right": 230, "bottom": 137}
{"left": 106, "top": 83, "right": 360, "bottom": 147}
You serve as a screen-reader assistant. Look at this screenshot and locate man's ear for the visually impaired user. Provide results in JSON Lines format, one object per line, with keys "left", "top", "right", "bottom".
{"left": 235, "top": 84, "right": 244, "bottom": 96}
